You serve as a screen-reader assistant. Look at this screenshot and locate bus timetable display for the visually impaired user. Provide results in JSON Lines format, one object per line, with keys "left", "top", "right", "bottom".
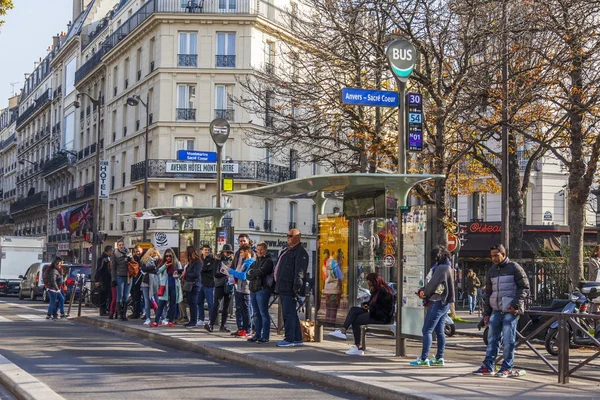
{"left": 407, "top": 93, "right": 423, "bottom": 152}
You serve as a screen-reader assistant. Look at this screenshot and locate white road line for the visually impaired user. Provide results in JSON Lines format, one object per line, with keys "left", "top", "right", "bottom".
{"left": 0, "top": 302, "right": 46, "bottom": 313}
{"left": 0, "top": 316, "right": 11, "bottom": 323}
{"left": 16, "top": 314, "right": 47, "bottom": 322}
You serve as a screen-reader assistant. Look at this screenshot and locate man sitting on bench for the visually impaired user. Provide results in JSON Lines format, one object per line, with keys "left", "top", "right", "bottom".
{"left": 329, "top": 273, "right": 394, "bottom": 355}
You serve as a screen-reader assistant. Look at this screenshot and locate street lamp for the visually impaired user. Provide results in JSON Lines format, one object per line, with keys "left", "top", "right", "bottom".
{"left": 75, "top": 92, "right": 101, "bottom": 283}
{"left": 18, "top": 159, "right": 36, "bottom": 165}
{"left": 126, "top": 94, "right": 149, "bottom": 241}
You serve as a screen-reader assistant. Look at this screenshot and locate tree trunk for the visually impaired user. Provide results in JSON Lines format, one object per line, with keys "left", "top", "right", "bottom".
{"left": 508, "top": 141, "right": 523, "bottom": 259}
{"left": 568, "top": 192, "right": 586, "bottom": 289}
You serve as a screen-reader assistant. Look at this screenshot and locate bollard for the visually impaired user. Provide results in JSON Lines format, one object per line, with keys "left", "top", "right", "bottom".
{"left": 77, "top": 275, "right": 84, "bottom": 317}
{"left": 557, "top": 316, "right": 569, "bottom": 384}
{"left": 277, "top": 297, "right": 284, "bottom": 335}
{"left": 67, "top": 277, "right": 77, "bottom": 316}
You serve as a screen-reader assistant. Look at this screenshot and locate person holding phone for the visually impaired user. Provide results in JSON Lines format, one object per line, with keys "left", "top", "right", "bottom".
{"left": 473, "top": 244, "right": 529, "bottom": 378}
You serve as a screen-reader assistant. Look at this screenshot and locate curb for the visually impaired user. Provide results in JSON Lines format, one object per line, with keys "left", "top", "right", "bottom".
{"left": 77, "top": 316, "right": 448, "bottom": 400}
{"left": 0, "top": 354, "right": 65, "bottom": 400}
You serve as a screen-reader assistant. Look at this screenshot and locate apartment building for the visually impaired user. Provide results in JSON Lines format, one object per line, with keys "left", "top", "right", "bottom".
{"left": 0, "top": 96, "right": 18, "bottom": 236}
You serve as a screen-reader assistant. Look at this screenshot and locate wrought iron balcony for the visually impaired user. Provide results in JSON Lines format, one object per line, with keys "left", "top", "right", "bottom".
{"left": 222, "top": 217, "right": 233, "bottom": 227}
{"left": 10, "top": 191, "right": 48, "bottom": 214}
{"left": 131, "top": 159, "right": 295, "bottom": 184}
{"left": 178, "top": 54, "right": 198, "bottom": 67}
{"left": 42, "top": 152, "right": 71, "bottom": 176}
{"left": 216, "top": 55, "right": 236, "bottom": 67}
{"left": 215, "top": 109, "right": 234, "bottom": 121}
{"left": 16, "top": 89, "right": 52, "bottom": 128}
{"left": 176, "top": 108, "right": 196, "bottom": 121}
{"left": 264, "top": 219, "right": 272, "bottom": 232}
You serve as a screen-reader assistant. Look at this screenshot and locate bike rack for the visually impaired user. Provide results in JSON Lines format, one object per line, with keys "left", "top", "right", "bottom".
{"left": 496, "top": 310, "right": 600, "bottom": 384}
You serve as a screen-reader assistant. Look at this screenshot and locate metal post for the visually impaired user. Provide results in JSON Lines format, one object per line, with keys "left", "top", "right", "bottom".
{"left": 77, "top": 275, "right": 84, "bottom": 317}
{"left": 396, "top": 204, "right": 405, "bottom": 356}
{"left": 500, "top": 0, "right": 510, "bottom": 253}
{"left": 91, "top": 96, "right": 101, "bottom": 285}
{"left": 557, "top": 316, "right": 570, "bottom": 384}
{"left": 277, "top": 296, "right": 284, "bottom": 335}
{"left": 397, "top": 80, "right": 407, "bottom": 174}
{"left": 216, "top": 145, "right": 223, "bottom": 208}
{"left": 143, "top": 94, "right": 150, "bottom": 241}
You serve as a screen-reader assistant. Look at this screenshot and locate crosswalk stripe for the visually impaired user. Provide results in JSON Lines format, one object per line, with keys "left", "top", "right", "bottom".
{"left": 17, "top": 314, "right": 47, "bottom": 321}
{"left": 0, "top": 316, "right": 11, "bottom": 322}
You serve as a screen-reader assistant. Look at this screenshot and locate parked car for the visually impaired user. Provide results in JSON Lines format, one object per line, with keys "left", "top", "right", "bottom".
{"left": 18, "top": 262, "right": 52, "bottom": 301}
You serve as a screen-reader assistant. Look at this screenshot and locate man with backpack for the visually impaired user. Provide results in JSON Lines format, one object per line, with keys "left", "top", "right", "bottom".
{"left": 95, "top": 246, "right": 113, "bottom": 316}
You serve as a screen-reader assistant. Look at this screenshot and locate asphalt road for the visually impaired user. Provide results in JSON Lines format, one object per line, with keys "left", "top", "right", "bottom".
{"left": 0, "top": 298, "right": 362, "bottom": 400}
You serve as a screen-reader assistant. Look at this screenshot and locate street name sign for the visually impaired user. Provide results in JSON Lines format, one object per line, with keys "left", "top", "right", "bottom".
{"left": 165, "top": 162, "right": 238, "bottom": 174}
{"left": 341, "top": 88, "right": 399, "bottom": 107}
{"left": 177, "top": 150, "right": 217, "bottom": 162}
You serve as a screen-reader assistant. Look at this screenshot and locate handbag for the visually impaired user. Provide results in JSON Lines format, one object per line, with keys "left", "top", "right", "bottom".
{"left": 300, "top": 320, "right": 315, "bottom": 342}
{"left": 183, "top": 280, "right": 195, "bottom": 292}
{"left": 224, "top": 283, "right": 234, "bottom": 295}
{"left": 157, "top": 285, "right": 166, "bottom": 296}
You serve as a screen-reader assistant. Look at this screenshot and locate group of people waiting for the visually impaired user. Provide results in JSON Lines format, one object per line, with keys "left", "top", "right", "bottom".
{"left": 94, "top": 229, "right": 310, "bottom": 346}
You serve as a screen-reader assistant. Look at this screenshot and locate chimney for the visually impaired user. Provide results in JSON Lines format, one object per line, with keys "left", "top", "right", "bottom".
{"left": 73, "top": 0, "right": 82, "bottom": 21}
{"left": 53, "top": 35, "right": 59, "bottom": 48}
{"left": 67, "top": 21, "right": 72, "bottom": 31}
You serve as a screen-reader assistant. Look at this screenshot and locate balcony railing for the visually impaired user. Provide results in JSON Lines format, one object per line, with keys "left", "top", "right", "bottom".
{"left": 264, "top": 219, "right": 272, "bottom": 232}
{"left": 131, "top": 159, "right": 296, "bottom": 184}
{"left": 42, "top": 152, "right": 74, "bottom": 176}
{"left": 215, "top": 109, "right": 234, "bottom": 121}
{"left": 222, "top": 217, "right": 232, "bottom": 227}
{"left": 216, "top": 55, "right": 236, "bottom": 67}
{"left": 0, "top": 133, "right": 16, "bottom": 150}
{"left": 176, "top": 108, "right": 196, "bottom": 121}
{"left": 178, "top": 54, "right": 198, "bottom": 67}
{"left": 16, "top": 89, "right": 52, "bottom": 128}
{"left": 10, "top": 191, "right": 48, "bottom": 214}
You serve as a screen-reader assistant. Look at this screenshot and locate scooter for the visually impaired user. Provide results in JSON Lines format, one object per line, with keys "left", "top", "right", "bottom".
{"left": 544, "top": 282, "right": 600, "bottom": 356}
{"left": 444, "top": 309, "right": 456, "bottom": 337}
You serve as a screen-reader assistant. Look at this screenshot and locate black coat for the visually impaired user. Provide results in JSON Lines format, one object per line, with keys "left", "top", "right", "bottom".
{"left": 95, "top": 253, "right": 112, "bottom": 284}
{"left": 200, "top": 255, "right": 215, "bottom": 288}
{"left": 183, "top": 260, "right": 203, "bottom": 288}
{"left": 274, "top": 244, "right": 309, "bottom": 296}
{"left": 247, "top": 256, "right": 274, "bottom": 293}
{"left": 368, "top": 287, "right": 394, "bottom": 324}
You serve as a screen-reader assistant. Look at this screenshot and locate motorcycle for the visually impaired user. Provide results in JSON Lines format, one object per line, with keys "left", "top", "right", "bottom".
{"left": 480, "top": 297, "right": 570, "bottom": 346}
{"left": 544, "top": 281, "right": 600, "bottom": 356}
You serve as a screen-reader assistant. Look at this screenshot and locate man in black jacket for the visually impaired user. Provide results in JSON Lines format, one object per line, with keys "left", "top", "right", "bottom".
{"left": 274, "top": 229, "right": 309, "bottom": 347}
{"left": 198, "top": 244, "right": 215, "bottom": 327}
{"left": 95, "top": 245, "right": 113, "bottom": 316}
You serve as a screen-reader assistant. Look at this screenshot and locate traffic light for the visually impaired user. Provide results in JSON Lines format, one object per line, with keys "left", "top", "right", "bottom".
{"left": 84, "top": 232, "right": 93, "bottom": 243}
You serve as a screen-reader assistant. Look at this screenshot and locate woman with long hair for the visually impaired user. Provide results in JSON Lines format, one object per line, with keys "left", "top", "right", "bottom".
{"left": 150, "top": 248, "right": 183, "bottom": 327}
{"left": 45, "top": 258, "right": 67, "bottom": 320}
{"left": 329, "top": 272, "right": 394, "bottom": 355}
{"left": 411, "top": 245, "right": 455, "bottom": 367}
{"left": 140, "top": 248, "right": 161, "bottom": 325}
{"left": 182, "top": 246, "right": 203, "bottom": 328}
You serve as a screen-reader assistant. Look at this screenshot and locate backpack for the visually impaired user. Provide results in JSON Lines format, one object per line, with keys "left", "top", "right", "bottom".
{"left": 42, "top": 265, "right": 51, "bottom": 286}
{"left": 128, "top": 260, "right": 140, "bottom": 277}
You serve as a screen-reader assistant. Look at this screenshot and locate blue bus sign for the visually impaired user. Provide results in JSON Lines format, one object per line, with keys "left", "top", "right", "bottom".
{"left": 341, "top": 88, "right": 399, "bottom": 107}
{"left": 407, "top": 93, "right": 423, "bottom": 152}
{"left": 177, "top": 150, "right": 217, "bottom": 162}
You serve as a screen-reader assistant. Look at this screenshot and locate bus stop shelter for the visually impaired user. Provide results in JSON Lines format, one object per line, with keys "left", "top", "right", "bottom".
{"left": 231, "top": 173, "right": 443, "bottom": 356}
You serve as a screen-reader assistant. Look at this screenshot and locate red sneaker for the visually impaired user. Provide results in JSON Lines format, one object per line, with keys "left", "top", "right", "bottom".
{"left": 238, "top": 330, "right": 248, "bottom": 337}
{"left": 167, "top": 322, "right": 174, "bottom": 327}
{"left": 150, "top": 322, "right": 159, "bottom": 327}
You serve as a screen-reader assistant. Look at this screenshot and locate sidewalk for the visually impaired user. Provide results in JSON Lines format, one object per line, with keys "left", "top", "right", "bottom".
{"left": 76, "top": 313, "right": 600, "bottom": 400}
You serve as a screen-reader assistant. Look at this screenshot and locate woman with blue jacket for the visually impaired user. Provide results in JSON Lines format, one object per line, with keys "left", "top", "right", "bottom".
{"left": 150, "top": 248, "right": 183, "bottom": 327}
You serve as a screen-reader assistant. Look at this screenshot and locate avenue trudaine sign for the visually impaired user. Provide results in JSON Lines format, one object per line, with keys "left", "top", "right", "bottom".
{"left": 386, "top": 39, "right": 417, "bottom": 82}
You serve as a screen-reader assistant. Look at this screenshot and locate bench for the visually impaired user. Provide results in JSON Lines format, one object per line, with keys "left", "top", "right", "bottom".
{"left": 360, "top": 323, "right": 396, "bottom": 350}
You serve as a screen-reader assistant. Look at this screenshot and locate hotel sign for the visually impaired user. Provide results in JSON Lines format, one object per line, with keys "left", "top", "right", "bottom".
{"left": 165, "top": 162, "right": 238, "bottom": 174}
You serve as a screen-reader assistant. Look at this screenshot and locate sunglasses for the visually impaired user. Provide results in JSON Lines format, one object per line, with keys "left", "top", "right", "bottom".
{"left": 287, "top": 234, "right": 294, "bottom": 238}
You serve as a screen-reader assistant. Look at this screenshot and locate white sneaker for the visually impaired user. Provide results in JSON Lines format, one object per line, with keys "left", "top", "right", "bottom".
{"left": 345, "top": 345, "right": 364, "bottom": 356}
{"left": 196, "top": 320, "right": 204, "bottom": 326}
{"left": 329, "top": 329, "right": 347, "bottom": 340}
{"left": 161, "top": 319, "right": 169, "bottom": 326}
{"left": 143, "top": 318, "right": 151, "bottom": 326}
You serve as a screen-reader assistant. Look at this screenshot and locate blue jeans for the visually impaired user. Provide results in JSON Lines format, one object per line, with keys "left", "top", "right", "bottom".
{"left": 197, "top": 285, "right": 214, "bottom": 322}
{"left": 116, "top": 276, "right": 132, "bottom": 304}
{"left": 250, "top": 289, "right": 271, "bottom": 340}
{"left": 141, "top": 286, "right": 156, "bottom": 320}
{"left": 420, "top": 301, "right": 450, "bottom": 360}
{"left": 483, "top": 310, "right": 519, "bottom": 371}
{"left": 280, "top": 294, "right": 302, "bottom": 343}
{"left": 187, "top": 286, "right": 200, "bottom": 324}
{"left": 234, "top": 291, "right": 251, "bottom": 331}
{"left": 47, "top": 291, "right": 65, "bottom": 316}
{"left": 468, "top": 295, "right": 477, "bottom": 313}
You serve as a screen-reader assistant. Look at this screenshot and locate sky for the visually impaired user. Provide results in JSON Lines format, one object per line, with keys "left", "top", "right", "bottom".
{"left": 0, "top": 0, "right": 73, "bottom": 109}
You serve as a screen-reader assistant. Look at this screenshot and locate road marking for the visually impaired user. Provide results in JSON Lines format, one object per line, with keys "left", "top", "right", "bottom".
{"left": 0, "top": 353, "right": 65, "bottom": 400}
{"left": 0, "top": 316, "right": 11, "bottom": 323}
{"left": 17, "top": 314, "right": 47, "bottom": 322}
{"left": 0, "top": 302, "right": 45, "bottom": 313}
